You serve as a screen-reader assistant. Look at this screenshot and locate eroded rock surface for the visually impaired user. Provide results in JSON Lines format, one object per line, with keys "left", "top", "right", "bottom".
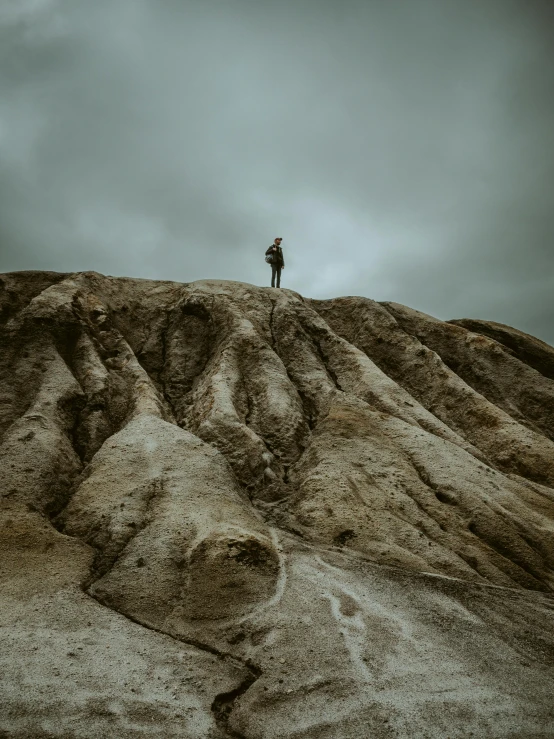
{"left": 1, "top": 271, "right": 554, "bottom": 737}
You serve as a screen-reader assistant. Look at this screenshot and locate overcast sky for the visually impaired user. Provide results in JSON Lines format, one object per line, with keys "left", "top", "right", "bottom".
{"left": 1, "top": 0, "right": 553, "bottom": 343}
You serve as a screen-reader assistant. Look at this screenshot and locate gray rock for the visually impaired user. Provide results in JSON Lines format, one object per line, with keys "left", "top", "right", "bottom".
{"left": 1, "top": 271, "right": 554, "bottom": 737}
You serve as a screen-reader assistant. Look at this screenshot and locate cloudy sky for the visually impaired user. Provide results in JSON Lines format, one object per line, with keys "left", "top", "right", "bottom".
{"left": 1, "top": 0, "right": 553, "bottom": 343}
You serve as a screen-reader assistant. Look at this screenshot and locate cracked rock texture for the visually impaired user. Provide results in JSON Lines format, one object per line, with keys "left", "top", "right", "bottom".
{"left": 1, "top": 270, "right": 554, "bottom": 738}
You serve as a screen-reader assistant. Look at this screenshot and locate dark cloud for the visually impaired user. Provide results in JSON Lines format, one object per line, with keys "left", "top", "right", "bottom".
{"left": 1, "top": 0, "right": 553, "bottom": 343}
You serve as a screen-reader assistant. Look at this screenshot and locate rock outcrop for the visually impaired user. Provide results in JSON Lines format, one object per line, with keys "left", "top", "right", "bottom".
{"left": 1, "top": 271, "right": 554, "bottom": 737}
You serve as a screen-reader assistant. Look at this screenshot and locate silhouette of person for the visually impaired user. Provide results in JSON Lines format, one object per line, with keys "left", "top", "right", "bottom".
{"left": 265, "top": 237, "right": 285, "bottom": 288}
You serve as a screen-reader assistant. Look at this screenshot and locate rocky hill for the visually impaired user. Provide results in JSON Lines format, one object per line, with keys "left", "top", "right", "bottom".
{"left": 1, "top": 271, "right": 554, "bottom": 738}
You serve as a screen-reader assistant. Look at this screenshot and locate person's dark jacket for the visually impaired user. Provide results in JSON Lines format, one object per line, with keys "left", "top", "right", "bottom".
{"left": 265, "top": 245, "right": 285, "bottom": 267}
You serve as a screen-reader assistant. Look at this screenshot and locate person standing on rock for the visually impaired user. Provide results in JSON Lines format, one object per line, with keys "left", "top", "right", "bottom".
{"left": 265, "top": 237, "right": 285, "bottom": 288}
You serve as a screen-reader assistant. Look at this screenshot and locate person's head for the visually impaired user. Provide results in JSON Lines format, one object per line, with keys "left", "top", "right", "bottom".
{"left": 274, "top": 237, "right": 283, "bottom": 246}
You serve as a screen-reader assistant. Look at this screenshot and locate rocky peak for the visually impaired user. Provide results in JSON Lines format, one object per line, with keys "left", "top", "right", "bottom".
{"left": 2, "top": 271, "right": 554, "bottom": 738}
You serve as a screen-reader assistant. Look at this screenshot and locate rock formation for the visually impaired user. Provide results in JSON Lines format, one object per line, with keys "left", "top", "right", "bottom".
{"left": 1, "top": 270, "right": 554, "bottom": 737}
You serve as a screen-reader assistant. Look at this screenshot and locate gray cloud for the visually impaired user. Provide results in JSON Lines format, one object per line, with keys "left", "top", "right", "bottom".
{"left": 1, "top": 0, "right": 553, "bottom": 343}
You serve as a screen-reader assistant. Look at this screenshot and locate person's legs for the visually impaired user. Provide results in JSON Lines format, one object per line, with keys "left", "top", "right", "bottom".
{"left": 271, "top": 265, "right": 277, "bottom": 287}
{"left": 276, "top": 266, "right": 281, "bottom": 288}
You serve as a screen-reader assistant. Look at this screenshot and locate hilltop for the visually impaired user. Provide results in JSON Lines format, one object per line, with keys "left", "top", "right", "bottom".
{"left": 2, "top": 271, "right": 554, "bottom": 738}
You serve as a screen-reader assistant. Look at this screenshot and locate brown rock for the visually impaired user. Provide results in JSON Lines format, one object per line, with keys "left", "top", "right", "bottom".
{"left": 1, "top": 271, "right": 554, "bottom": 737}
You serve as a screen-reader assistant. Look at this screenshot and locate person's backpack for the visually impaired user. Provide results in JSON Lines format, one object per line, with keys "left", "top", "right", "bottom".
{"left": 265, "top": 248, "right": 275, "bottom": 264}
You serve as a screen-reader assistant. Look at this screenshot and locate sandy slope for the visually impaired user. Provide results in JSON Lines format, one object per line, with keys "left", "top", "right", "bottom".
{"left": 1, "top": 271, "right": 554, "bottom": 737}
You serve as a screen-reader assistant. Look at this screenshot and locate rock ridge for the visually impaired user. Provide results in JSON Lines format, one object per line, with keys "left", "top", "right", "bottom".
{"left": 1, "top": 270, "right": 554, "bottom": 738}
